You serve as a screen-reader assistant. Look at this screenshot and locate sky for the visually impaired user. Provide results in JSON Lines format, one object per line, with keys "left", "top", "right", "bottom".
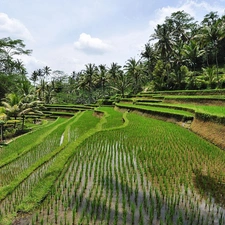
{"left": 1, "top": 0, "right": 225, "bottom": 76}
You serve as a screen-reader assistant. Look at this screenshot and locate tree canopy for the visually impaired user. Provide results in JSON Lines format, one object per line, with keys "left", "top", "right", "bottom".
{"left": 1, "top": 11, "right": 225, "bottom": 104}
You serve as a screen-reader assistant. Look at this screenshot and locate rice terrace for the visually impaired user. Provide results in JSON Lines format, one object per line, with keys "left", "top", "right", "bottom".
{"left": 1, "top": 90, "right": 225, "bottom": 225}
{"left": 2, "top": 8, "right": 225, "bottom": 225}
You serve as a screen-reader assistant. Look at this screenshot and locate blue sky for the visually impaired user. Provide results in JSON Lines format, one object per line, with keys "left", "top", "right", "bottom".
{"left": 1, "top": 0, "right": 225, "bottom": 75}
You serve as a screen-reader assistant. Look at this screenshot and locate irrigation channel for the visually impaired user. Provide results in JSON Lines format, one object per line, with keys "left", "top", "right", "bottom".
{"left": 0, "top": 107, "right": 225, "bottom": 224}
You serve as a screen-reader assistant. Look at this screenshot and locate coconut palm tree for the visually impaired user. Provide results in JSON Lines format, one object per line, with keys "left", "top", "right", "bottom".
{"left": 96, "top": 64, "right": 109, "bottom": 97}
{"left": 183, "top": 40, "right": 204, "bottom": 70}
{"left": 151, "top": 24, "right": 175, "bottom": 63}
{"left": 82, "top": 63, "right": 99, "bottom": 103}
{"left": 30, "top": 70, "right": 38, "bottom": 87}
{"left": 197, "top": 12, "right": 225, "bottom": 83}
{"left": 2, "top": 93, "right": 42, "bottom": 130}
{"left": 18, "top": 100, "right": 42, "bottom": 130}
{"left": 108, "top": 62, "right": 122, "bottom": 82}
{"left": 1, "top": 93, "right": 22, "bottom": 120}
{"left": 42, "top": 66, "right": 51, "bottom": 82}
{"left": 141, "top": 43, "right": 157, "bottom": 81}
{"left": 124, "top": 58, "right": 145, "bottom": 94}
{"left": 110, "top": 70, "right": 131, "bottom": 98}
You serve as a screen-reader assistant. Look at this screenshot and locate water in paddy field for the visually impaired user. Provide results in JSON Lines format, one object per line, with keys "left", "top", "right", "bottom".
{"left": 10, "top": 132, "right": 225, "bottom": 225}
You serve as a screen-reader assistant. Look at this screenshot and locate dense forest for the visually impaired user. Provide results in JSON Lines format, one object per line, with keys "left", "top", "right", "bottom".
{"left": 1, "top": 10, "right": 225, "bottom": 105}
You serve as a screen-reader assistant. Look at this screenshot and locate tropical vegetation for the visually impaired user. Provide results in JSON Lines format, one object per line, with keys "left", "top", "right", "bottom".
{"left": 1, "top": 11, "right": 225, "bottom": 106}
{"left": 1, "top": 10, "right": 225, "bottom": 225}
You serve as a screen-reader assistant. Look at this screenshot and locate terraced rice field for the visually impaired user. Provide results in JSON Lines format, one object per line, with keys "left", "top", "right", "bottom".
{"left": 0, "top": 107, "right": 225, "bottom": 225}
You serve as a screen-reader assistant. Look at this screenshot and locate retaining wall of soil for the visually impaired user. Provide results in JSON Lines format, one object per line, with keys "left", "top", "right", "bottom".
{"left": 190, "top": 118, "right": 225, "bottom": 150}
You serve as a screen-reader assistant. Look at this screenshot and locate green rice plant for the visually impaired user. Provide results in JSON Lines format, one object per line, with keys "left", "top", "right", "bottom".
{"left": 116, "top": 102, "right": 194, "bottom": 121}
{"left": 11, "top": 110, "right": 103, "bottom": 213}
{"left": 0, "top": 114, "right": 79, "bottom": 201}
{"left": 0, "top": 117, "right": 65, "bottom": 167}
{"left": 97, "top": 107, "right": 124, "bottom": 129}
{"left": 3, "top": 107, "right": 225, "bottom": 224}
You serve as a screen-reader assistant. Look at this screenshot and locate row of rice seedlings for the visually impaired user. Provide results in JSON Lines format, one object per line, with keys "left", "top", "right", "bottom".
{"left": 69, "top": 111, "right": 102, "bottom": 142}
{"left": 0, "top": 115, "right": 84, "bottom": 223}
{"left": 17, "top": 128, "right": 157, "bottom": 225}
{"left": 0, "top": 117, "right": 65, "bottom": 162}
{"left": 0, "top": 156, "right": 56, "bottom": 219}
{"left": 0, "top": 117, "right": 72, "bottom": 187}
{"left": 97, "top": 107, "right": 124, "bottom": 129}
{"left": 7, "top": 110, "right": 102, "bottom": 223}
{"left": 124, "top": 112, "right": 225, "bottom": 224}
{"left": 10, "top": 109, "right": 225, "bottom": 224}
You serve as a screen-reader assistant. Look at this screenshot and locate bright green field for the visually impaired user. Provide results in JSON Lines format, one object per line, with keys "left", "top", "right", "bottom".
{"left": 0, "top": 107, "right": 225, "bottom": 225}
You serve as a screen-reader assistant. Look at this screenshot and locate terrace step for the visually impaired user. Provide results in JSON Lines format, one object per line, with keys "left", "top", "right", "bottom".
{"left": 115, "top": 103, "right": 194, "bottom": 123}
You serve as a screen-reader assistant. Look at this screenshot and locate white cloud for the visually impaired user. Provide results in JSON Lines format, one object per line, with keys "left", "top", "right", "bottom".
{"left": 0, "top": 13, "right": 34, "bottom": 42}
{"left": 74, "top": 33, "right": 112, "bottom": 55}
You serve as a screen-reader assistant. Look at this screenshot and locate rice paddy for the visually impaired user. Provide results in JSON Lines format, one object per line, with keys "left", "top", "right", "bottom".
{"left": 0, "top": 107, "right": 225, "bottom": 225}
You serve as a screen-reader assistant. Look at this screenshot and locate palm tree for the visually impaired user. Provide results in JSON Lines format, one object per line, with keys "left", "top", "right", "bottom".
{"left": 124, "top": 58, "right": 145, "bottom": 94}
{"left": 202, "top": 66, "right": 217, "bottom": 88}
{"left": 182, "top": 39, "right": 205, "bottom": 86}
{"left": 97, "top": 64, "right": 109, "bottom": 97}
{"left": 42, "top": 66, "right": 51, "bottom": 82}
{"left": 13, "top": 59, "right": 27, "bottom": 75}
{"left": 108, "top": 62, "right": 122, "bottom": 81}
{"left": 141, "top": 43, "right": 157, "bottom": 81}
{"left": 198, "top": 12, "right": 225, "bottom": 82}
{"left": 110, "top": 70, "right": 131, "bottom": 97}
{"left": 2, "top": 93, "right": 42, "bottom": 130}
{"left": 2, "top": 93, "right": 22, "bottom": 128}
{"left": 30, "top": 70, "right": 38, "bottom": 87}
{"left": 82, "top": 63, "right": 98, "bottom": 103}
{"left": 19, "top": 100, "right": 42, "bottom": 130}
{"left": 151, "top": 24, "right": 175, "bottom": 62}
{"left": 37, "top": 69, "right": 43, "bottom": 79}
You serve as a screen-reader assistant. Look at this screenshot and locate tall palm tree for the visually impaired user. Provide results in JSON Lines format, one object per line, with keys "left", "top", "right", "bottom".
{"left": 124, "top": 58, "right": 145, "bottom": 94}
{"left": 182, "top": 39, "right": 205, "bottom": 75}
{"left": 141, "top": 43, "right": 157, "bottom": 81}
{"left": 42, "top": 66, "right": 51, "bottom": 82}
{"left": 30, "top": 70, "right": 38, "bottom": 87}
{"left": 110, "top": 70, "right": 131, "bottom": 98}
{"left": 151, "top": 24, "right": 175, "bottom": 62}
{"left": 108, "top": 62, "right": 121, "bottom": 81}
{"left": 97, "top": 64, "right": 109, "bottom": 97}
{"left": 83, "top": 63, "right": 99, "bottom": 103}
{"left": 198, "top": 12, "right": 225, "bottom": 82}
